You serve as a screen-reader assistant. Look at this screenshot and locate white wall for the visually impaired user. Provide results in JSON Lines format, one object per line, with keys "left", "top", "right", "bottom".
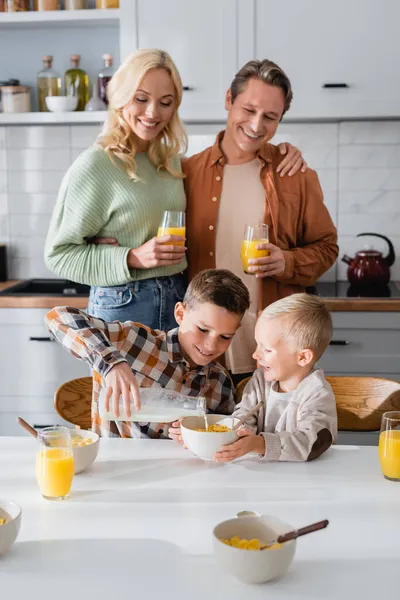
{"left": 1, "top": 120, "right": 400, "bottom": 282}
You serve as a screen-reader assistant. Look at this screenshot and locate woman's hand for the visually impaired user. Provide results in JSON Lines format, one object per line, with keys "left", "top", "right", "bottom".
{"left": 247, "top": 242, "right": 285, "bottom": 278}
{"left": 276, "top": 143, "right": 308, "bottom": 177}
{"left": 104, "top": 362, "right": 141, "bottom": 419}
{"left": 127, "top": 235, "right": 186, "bottom": 269}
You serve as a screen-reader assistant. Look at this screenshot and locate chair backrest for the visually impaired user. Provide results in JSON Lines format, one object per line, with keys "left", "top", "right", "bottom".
{"left": 234, "top": 375, "right": 400, "bottom": 431}
{"left": 54, "top": 376, "right": 93, "bottom": 430}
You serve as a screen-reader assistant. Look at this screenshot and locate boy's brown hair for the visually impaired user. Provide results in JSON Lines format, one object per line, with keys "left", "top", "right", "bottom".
{"left": 260, "top": 293, "right": 332, "bottom": 361}
{"left": 184, "top": 269, "right": 250, "bottom": 315}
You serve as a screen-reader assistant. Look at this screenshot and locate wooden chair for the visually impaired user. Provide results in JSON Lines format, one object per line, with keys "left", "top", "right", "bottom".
{"left": 234, "top": 375, "right": 400, "bottom": 431}
{"left": 54, "top": 376, "right": 93, "bottom": 429}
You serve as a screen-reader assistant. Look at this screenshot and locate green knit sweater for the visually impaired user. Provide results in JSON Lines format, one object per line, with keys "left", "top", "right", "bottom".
{"left": 44, "top": 147, "right": 187, "bottom": 286}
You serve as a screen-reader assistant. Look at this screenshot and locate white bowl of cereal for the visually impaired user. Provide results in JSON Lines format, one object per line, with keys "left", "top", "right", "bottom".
{"left": 71, "top": 429, "right": 99, "bottom": 474}
{"left": 0, "top": 500, "right": 21, "bottom": 556}
{"left": 212, "top": 513, "right": 296, "bottom": 584}
{"left": 180, "top": 414, "right": 239, "bottom": 460}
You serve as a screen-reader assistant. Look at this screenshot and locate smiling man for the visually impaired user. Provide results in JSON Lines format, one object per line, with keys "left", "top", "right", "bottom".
{"left": 183, "top": 58, "right": 338, "bottom": 385}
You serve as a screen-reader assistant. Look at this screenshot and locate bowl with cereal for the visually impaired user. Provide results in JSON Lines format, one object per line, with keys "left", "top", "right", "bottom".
{"left": 180, "top": 414, "right": 240, "bottom": 460}
{"left": 71, "top": 429, "right": 99, "bottom": 474}
{"left": 212, "top": 512, "right": 296, "bottom": 584}
{"left": 0, "top": 500, "right": 21, "bottom": 556}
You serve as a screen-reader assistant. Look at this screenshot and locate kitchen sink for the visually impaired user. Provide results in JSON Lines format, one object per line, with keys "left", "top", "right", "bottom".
{"left": 0, "top": 279, "right": 90, "bottom": 297}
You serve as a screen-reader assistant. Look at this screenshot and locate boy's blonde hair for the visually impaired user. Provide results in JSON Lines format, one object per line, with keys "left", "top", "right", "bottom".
{"left": 97, "top": 48, "right": 187, "bottom": 181}
{"left": 260, "top": 293, "right": 332, "bottom": 361}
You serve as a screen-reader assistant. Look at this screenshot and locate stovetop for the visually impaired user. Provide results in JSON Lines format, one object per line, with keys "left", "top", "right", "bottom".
{"left": 308, "top": 281, "right": 400, "bottom": 299}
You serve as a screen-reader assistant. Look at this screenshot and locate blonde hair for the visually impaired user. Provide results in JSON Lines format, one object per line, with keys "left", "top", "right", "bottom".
{"left": 97, "top": 49, "right": 187, "bottom": 181}
{"left": 260, "top": 293, "right": 332, "bottom": 361}
{"left": 184, "top": 269, "right": 250, "bottom": 316}
{"left": 230, "top": 59, "right": 293, "bottom": 116}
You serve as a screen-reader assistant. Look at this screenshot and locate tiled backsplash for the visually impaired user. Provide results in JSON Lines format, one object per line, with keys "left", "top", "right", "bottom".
{"left": 0, "top": 121, "right": 400, "bottom": 281}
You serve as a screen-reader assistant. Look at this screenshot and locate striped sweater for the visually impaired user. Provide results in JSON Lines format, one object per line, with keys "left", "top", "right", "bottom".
{"left": 44, "top": 147, "right": 187, "bottom": 286}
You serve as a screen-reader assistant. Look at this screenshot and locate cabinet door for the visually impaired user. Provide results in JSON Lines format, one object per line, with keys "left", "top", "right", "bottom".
{"left": 135, "top": 0, "right": 238, "bottom": 121}
{"left": 254, "top": 0, "right": 400, "bottom": 119}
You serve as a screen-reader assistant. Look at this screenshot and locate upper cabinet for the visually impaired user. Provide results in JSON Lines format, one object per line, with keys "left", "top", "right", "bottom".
{"left": 121, "top": 0, "right": 239, "bottom": 121}
{"left": 251, "top": 0, "right": 400, "bottom": 120}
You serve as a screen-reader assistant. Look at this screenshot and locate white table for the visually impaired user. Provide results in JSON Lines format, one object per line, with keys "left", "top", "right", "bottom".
{"left": 1, "top": 438, "right": 399, "bottom": 600}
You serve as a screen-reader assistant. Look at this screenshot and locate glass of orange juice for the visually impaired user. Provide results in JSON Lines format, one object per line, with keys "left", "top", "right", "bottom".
{"left": 241, "top": 223, "right": 269, "bottom": 274}
{"left": 378, "top": 411, "right": 400, "bottom": 481}
{"left": 157, "top": 210, "right": 186, "bottom": 246}
{"left": 35, "top": 426, "right": 74, "bottom": 500}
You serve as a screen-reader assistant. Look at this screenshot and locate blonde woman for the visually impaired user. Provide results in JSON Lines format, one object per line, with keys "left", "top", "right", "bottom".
{"left": 45, "top": 49, "right": 305, "bottom": 329}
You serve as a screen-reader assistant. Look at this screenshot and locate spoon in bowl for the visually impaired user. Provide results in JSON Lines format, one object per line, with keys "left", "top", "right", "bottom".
{"left": 262, "top": 519, "right": 329, "bottom": 549}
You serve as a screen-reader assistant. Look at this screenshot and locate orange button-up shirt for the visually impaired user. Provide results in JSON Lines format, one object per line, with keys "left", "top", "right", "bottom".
{"left": 182, "top": 131, "right": 338, "bottom": 309}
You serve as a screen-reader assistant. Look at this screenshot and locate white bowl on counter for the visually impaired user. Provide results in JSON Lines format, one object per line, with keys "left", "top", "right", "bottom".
{"left": 180, "top": 414, "right": 239, "bottom": 460}
{"left": 71, "top": 429, "right": 99, "bottom": 474}
{"left": 212, "top": 513, "right": 296, "bottom": 584}
{"left": 0, "top": 500, "right": 21, "bottom": 556}
{"left": 45, "top": 95, "right": 78, "bottom": 112}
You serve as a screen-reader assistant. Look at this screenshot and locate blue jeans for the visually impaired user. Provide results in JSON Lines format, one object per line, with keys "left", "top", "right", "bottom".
{"left": 87, "top": 272, "right": 187, "bottom": 331}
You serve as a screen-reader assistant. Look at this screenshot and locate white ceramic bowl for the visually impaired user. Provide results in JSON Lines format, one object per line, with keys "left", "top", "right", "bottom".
{"left": 71, "top": 429, "right": 99, "bottom": 474}
{"left": 212, "top": 513, "right": 296, "bottom": 584}
{"left": 0, "top": 500, "right": 21, "bottom": 556}
{"left": 180, "top": 414, "right": 239, "bottom": 460}
{"left": 45, "top": 95, "right": 78, "bottom": 112}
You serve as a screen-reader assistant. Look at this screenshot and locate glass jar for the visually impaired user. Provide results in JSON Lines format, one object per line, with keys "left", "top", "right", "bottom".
{"left": 65, "top": 0, "right": 87, "bottom": 8}
{"left": 34, "top": 0, "right": 60, "bottom": 10}
{"left": 37, "top": 55, "right": 62, "bottom": 112}
{"left": 96, "top": 0, "right": 119, "bottom": 8}
{"left": 5, "top": 0, "right": 29, "bottom": 10}
{"left": 64, "top": 54, "right": 89, "bottom": 111}
{"left": 0, "top": 85, "right": 30, "bottom": 113}
{"left": 98, "top": 53, "right": 115, "bottom": 105}
{"left": 98, "top": 387, "right": 206, "bottom": 422}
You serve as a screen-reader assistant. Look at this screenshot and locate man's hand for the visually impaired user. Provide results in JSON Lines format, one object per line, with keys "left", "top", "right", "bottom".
{"left": 104, "top": 362, "right": 141, "bottom": 419}
{"left": 276, "top": 143, "right": 308, "bottom": 177}
{"left": 168, "top": 420, "right": 187, "bottom": 447}
{"left": 247, "top": 243, "right": 285, "bottom": 278}
{"left": 213, "top": 428, "right": 266, "bottom": 462}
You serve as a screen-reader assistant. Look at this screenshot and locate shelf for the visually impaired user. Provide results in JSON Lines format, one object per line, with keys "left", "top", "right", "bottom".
{"left": 0, "top": 111, "right": 108, "bottom": 125}
{"left": 0, "top": 8, "right": 120, "bottom": 28}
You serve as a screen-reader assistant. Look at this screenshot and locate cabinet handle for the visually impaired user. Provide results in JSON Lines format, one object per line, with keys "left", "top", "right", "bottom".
{"left": 322, "top": 83, "right": 349, "bottom": 88}
{"left": 28, "top": 336, "right": 54, "bottom": 342}
{"left": 329, "top": 340, "right": 350, "bottom": 346}
{"left": 183, "top": 86, "right": 195, "bottom": 91}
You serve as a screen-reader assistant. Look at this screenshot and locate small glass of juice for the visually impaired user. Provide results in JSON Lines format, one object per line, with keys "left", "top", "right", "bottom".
{"left": 157, "top": 210, "right": 186, "bottom": 246}
{"left": 35, "top": 426, "right": 74, "bottom": 500}
{"left": 378, "top": 411, "right": 400, "bottom": 481}
{"left": 241, "top": 223, "right": 269, "bottom": 274}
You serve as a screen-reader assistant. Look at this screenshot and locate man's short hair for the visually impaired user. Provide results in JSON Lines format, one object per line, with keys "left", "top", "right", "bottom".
{"left": 260, "top": 293, "right": 332, "bottom": 361}
{"left": 184, "top": 269, "right": 250, "bottom": 316}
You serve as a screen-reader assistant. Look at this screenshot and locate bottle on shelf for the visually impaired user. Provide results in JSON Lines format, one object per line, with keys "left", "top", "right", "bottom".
{"left": 4, "top": 0, "right": 30, "bottom": 10}
{"left": 98, "top": 54, "right": 115, "bottom": 106}
{"left": 85, "top": 83, "right": 107, "bottom": 112}
{"left": 96, "top": 0, "right": 119, "bottom": 8}
{"left": 34, "top": 0, "right": 60, "bottom": 10}
{"left": 37, "top": 56, "right": 62, "bottom": 113}
{"left": 65, "top": 0, "right": 88, "bottom": 8}
{"left": 64, "top": 54, "right": 89, "bottom": 112}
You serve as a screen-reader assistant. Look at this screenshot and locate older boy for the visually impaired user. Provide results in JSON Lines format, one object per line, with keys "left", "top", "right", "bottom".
{"left": 45, "top": 269, "right": 250, "bottom": 438}
{"left": 214, "top": 293, "right": 337, "bottom": 462}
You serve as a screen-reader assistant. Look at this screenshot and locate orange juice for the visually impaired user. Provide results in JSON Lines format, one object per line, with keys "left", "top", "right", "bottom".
{"left": 157, "top": 226, "right": 186, "bottom": 246}
{"left": 36, "top": 447, "right": 74, "bottom": 499}
{"left": 241, "top": 239, "right": 269, "bottom": 273}
{"left": 378, "top": 430, "right": 400, "bottom": 480}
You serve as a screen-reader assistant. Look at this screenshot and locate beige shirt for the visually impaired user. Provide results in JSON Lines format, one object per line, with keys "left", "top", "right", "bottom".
{"left": 215, "top": 159, "right": 265, "bottom": 374}
{"left": 232, "top": 368, "right": 338, "bottom": 462}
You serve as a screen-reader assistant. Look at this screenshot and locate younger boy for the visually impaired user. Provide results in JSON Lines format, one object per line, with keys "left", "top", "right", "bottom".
{"left": 45, "top": 269, "right": 250, "bottom": 439}
{"left": 214, "top": 293, "right": 337, "bottom": 462}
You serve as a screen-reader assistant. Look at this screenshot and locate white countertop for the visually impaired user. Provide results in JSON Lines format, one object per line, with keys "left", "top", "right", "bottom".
{"left": 1, "top": 438, "right": 399, "bottom": 599}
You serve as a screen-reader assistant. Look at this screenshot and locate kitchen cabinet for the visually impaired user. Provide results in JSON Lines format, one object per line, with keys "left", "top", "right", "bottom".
{"left": 0, "top": 308, "right": 88, "bottom": 435}
{"left": 248, "top": 0, "right": 400, "bottom": 120}
{"left": 319, "top": 312, "right": 400, "bottom": 380}
{"left": 130, "top": 0, "right": 238, "bottom": 121}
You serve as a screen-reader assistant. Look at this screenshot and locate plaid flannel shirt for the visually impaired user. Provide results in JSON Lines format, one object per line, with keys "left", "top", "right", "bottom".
{"left": 45, "top": 307, "right": 235, "bottom": 438}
